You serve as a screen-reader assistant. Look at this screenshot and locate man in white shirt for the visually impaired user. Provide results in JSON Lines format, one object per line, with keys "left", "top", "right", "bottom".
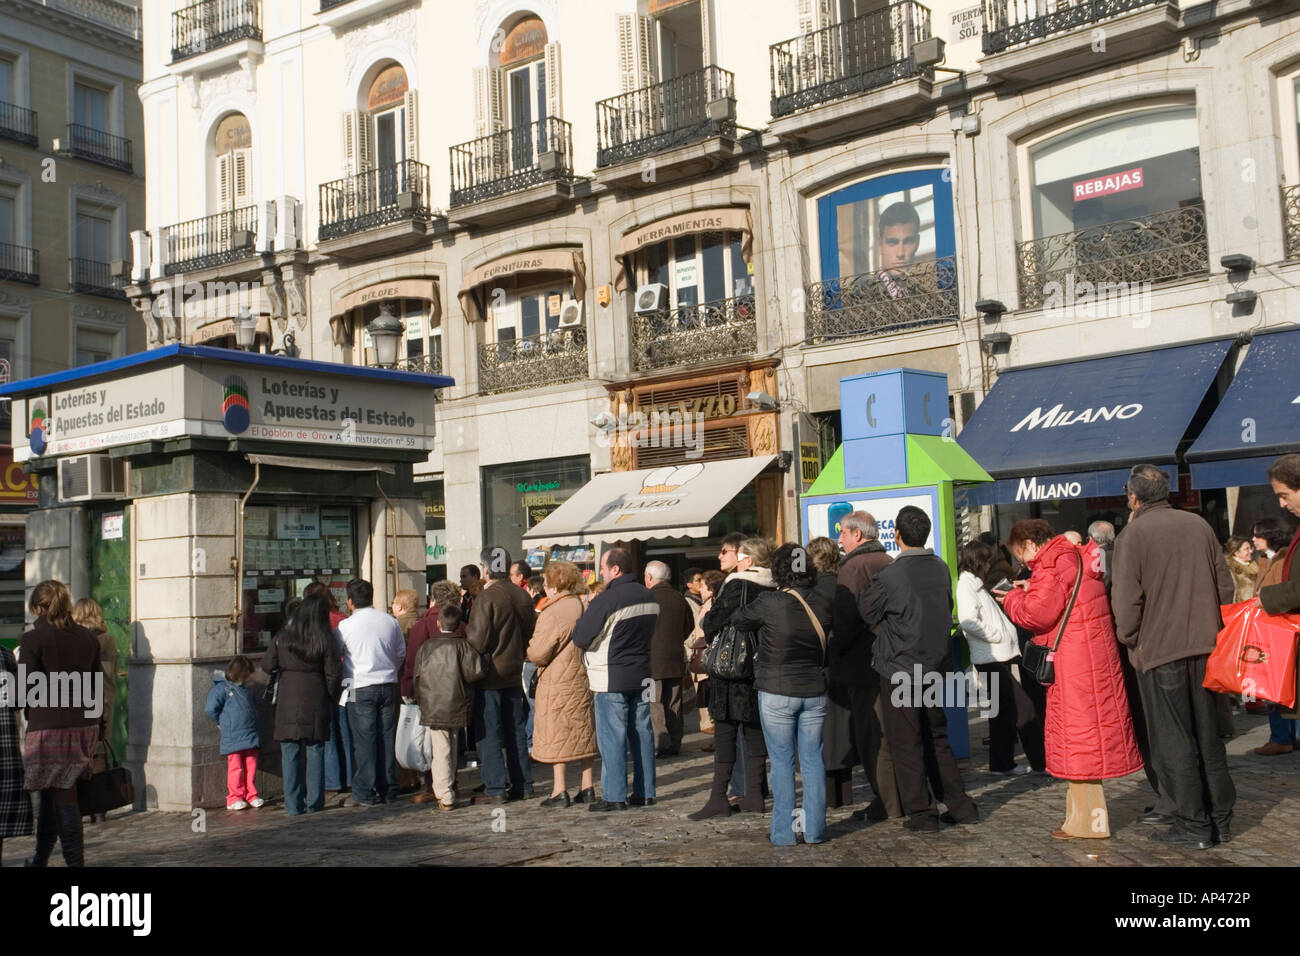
{"left": 339, "top": 578, "right": 406, "bottom": 806}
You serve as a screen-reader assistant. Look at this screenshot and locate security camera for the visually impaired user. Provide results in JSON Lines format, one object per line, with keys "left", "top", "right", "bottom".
{"left": 747, "top": 391, "right": 777, "bottom": 411}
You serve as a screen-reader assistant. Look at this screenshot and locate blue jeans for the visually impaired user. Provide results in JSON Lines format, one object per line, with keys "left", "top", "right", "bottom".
{"left": 759, "top": 691, "right": 828, "bottom": 846}
{"left": 348, "top": 682, "right": 399, "bottom": 804}
{"left": 473, "top": 687, "right": 532, "bottom": 797}
{"left": 594, "top": 691, "right": 655, "bottom": 803}
{"left": 281, "top": 740, "right": 325, "bottom": 815}
{"left": 1268, "top": 706, "right": 1299, "bottom": 745}
{"left": 324, "top": 703, "right": 353, "bottom": 791}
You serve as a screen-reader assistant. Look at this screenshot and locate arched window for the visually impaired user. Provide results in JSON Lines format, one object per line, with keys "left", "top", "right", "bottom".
{"left": 342, "top": 62, "right": 417, "bottom": 177}
{"left": 212, "top": 112, "right": 252, "bottom": 212}
{"left": 475, "top": 13, "right": 561, "bottom": 138}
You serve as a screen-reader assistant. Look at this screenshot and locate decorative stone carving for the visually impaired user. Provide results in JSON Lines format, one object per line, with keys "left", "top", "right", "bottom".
{"left": 343, "top": 8, "right": 418, "bottom": 80}
{"left": 264, "top": 275, "right": 286, "bottom": 331}
{"left": 0, "top": 289, "right": 31, "bottom": 311}
{"left": 285, "top": 274, "right": 307, "bottom": 330}
{"left": 196, "top": 61, "right": 256, "bottom": 113}
{"left": 73, "top": 304, "right": 126, "bottom": 327}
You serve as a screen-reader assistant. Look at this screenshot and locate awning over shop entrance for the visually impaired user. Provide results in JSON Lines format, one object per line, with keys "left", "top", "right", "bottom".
{"left": 522, "top": 455, "right": 775, "bottom": 546}
{"left": 613, "top": 207, "right": 753, "bottom": 292}
{"left": 1186, "top": 326, "right": 1300, "bottom": 489}
{"left": 956, "top": 338, "right": 1233, "bottom": 506}
{"left": 457, "top": 248, "right": 587, "bottom": 323}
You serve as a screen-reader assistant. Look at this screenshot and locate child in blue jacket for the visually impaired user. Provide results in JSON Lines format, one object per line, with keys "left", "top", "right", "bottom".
{"left": 205, "top": 656, "right": 262, "bottom": 810}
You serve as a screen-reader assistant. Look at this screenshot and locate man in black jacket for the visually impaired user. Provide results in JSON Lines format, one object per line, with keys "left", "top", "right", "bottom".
{"left": 572, "top": 548, "right": 659, "bottom": 811}
{"left": 645, "top": 561, "right": 690, "bottom": 756}
{"left": 859, "top": 507, "right": 978, "bottom": 831}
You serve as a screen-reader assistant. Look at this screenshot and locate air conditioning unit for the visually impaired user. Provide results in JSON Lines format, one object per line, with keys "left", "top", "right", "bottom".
{"left": 634, "top": 283, "right": 668, "bottom": 314}
{"left": 58, "top": 454, "right": 126, "bottom": 503}
{"left": 557, "top": 299, "right": 583, "bottom": 327}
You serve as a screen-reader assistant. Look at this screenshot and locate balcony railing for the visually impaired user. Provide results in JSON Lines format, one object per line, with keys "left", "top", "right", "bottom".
{"left": 450, "top": 117, "right": 574, "bottom": 207}
{"left": 394, "top": 354, "right": 443, "bottom": 376}
{"left": 162, "top": 206, "right": 259, "bottom": 276}
{"left": 478, "top": 327, "right": 588, "bottom": 395}
{"left": 1283, "top": 185, "right": 1300, "bottom": 261}
{"left": 69, "top": 258, "right": 126, "bottom": 299}
{"left": 804, "top": 256, "right": 957, "bottom": 344}
{"left": 982, "top": 0, "right": 1165, "bottom": 54}
{"left": 596, "top": 66, "right": 735, "bottom": 168}
{"left": 62, "top": 124, "right": 132, "bottom": 172}
{"left": 631, "top": 294, "right": 757, "bottom": 372}
{"left": 770, "top": 2, "right": 933, "bottom": 118}
{"left": 171, "top": 0, "right": 261, "bottom": 62}
{"left": 0, "top": 101, "right": 37, "bottom": 147}
{"left": 319, "top": 160, "right": 433, "bottom": 241}
{"left": 1016, "top": 206, "right": 1208, "bottom": 309}
{"left": 0, "top": 242, "right": 39, "bottom": 284}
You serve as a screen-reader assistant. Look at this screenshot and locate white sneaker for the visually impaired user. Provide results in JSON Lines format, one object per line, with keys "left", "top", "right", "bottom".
{"left": 991, "top": 765, "right": 1030, "bottom": 776}
{"left": 227, "top": 799, "right": 248, "bottom": 810}
{"left": 248, "top": 798, "right": 265, "bottom": 808}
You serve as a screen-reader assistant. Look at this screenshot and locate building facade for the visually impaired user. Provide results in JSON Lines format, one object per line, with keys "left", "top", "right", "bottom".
{"left": 115, "top": 0, "right": 1300, "bottom": 802}
{"left": 0, "top": 0, "right": 145, "bottom": 647}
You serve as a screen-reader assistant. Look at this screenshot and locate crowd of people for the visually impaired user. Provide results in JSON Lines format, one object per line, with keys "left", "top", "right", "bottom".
{"left": 2, "top": 453, "right": 1298, "bottom": 862}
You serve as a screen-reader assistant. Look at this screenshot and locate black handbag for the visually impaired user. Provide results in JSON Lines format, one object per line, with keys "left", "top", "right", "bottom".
{"left": 702, "top": 582, "right": 756, "bottom": 681}
{"left": 77, "top": 742, "right": 135, "bottom": 816}
{"left": 1021, "top": 551, "right": 1084, "bottom": 687}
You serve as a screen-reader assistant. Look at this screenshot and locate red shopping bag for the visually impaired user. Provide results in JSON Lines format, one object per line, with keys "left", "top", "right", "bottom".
{"left": 1203, "top": 600, "right": 1300, "bottom": 708}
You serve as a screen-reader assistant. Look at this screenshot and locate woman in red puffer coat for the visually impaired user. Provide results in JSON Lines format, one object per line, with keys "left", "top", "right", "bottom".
{"left": 998, "top": 520, "right": 1143, "bottom": 840}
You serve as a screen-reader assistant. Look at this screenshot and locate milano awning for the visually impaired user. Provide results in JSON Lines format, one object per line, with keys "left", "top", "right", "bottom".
{"left": 956, "top": 338, "right": 1233, "bottom": 506}
{"left": 522, "top": 455, "right": 775, "bottom": 546}
{"left": 1185, "top": 326, "right": 1300, "bottom": 489}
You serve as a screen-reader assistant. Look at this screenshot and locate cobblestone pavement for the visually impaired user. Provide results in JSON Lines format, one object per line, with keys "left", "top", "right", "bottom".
{"left": 4, "top": 712, "right": 1296, "bottom": 867}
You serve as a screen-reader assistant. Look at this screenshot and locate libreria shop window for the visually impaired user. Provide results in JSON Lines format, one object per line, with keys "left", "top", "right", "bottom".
{"left": 241, "top": 502, "right": 358, "bottom": 651}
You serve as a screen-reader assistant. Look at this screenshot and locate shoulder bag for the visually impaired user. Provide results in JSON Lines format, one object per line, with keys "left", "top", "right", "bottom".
{"left": 77, "top": 741, "right": 136, "bottom": 816}
{"left": 702, "top": 581, "right": 757, "bottom": 681}
{"left": 783, "top": 588, "right": 827, "bottom": 653}
{"left": 1021, "top": 551, "right": 1083, "bottom": 687}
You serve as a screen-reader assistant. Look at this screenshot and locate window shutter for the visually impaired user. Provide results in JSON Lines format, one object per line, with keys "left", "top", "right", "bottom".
{"left": 342, "top": 110, "right": 357, "bottom": 175}
{"left": 403, "top": 89, "right": 418, "bottom": 163}
{"left": 637, "top": 15, "right": 658, "bottom": 88}
{"left": 474, "top": 66, "right": 506, "bottom": 137}
{"left": 618, "top": 14, "right": 637, "bottom": 92}
{"left": 700, "top": 0, "right": 714, "bottom": 69}
{"left": 233, "top": 149, "right": 252, "bottom": 208}
{"left": 356, "top": 111, "right": 373, "bottom": 172}
{"left": 217, "top": 152, "right": 232, "bottom": 211}
{"left": 544, "top": 41, "right": 562, "bottom": 120}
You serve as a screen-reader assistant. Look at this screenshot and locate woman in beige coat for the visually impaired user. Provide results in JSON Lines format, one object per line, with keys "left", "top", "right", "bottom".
{"left": 527, "top": 561, "right": 598, "bottom": 808}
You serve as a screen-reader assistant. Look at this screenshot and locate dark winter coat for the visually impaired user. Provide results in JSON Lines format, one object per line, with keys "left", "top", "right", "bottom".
{"left": 857, "top": 548, "right": 953, "bottom": 680}
{"left": 1112, "top": 501, "right": 1234, "bottom": 671}
{"left": 205, "top": 676, "right": 261, "bottom": 755}
{"left": 572, "top": 574, "right": 658, "bottom": 693}
{"left": 830, "top": 541, "right": 892, "bottom": 686}
{"left": 1003, "top": 534, "right": 1144, "bottom": 781}
{"left": 649, "top": 582, "right": 691, "bottom": 680}
{"left": 402, "top": 603, "right": 466, "bottom": 698}
{"left": 412, "top": 633, "right": 489, "bottom": 730}
{"left": 264, "top": 631, "right": 343, "bottom": 743}
{"left": 466, "top": 579, "right": 536, "bottom": 691}
{"left": 19, "top": 616, "right": 101, "bottom": 732}
{"left": 699, "top": 568, "right": 774, "bottom": 724}
{"left": 731, "top": 580, "right": 831, "bottom": 699}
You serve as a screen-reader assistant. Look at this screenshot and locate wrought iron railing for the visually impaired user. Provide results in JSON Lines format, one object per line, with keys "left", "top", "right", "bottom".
{"left": 596, "top": 66, "right": 735, "bottom": 168}
{"left": 319, "top": 0, "right": 353, "bottom": 9}
{"left": 162, "top": 206, "right": 259, "bottom": 276}
{"left": 63, "top": 123, "right": 132, "bottom": 171}
{"left": 770, "top": 2, "right": 933, "bottom": 117}
{"left": 0, "top": 242, "right": 39, "bottom": 284}
{"left": 631, "top": 294, "right": 757, "bottom": 372}
{"left": 69, "top": 258, "right": 126, "bottom": 298}
{"left": 1283, "top": 185, "right": 1300, "bottom": 261}
{"left": 450, "top": 117, "right": 574, "bottom": 207}
{"left": 394, "top": 354, "right": 443, "bottom": 376}
{"left": 982, "top": 0, "right": 1166, "bottom": 54}
{"left": 479, "top": 327, "right": 588, "bottom": 394}
{"left": 319, "top": 160, "right": 433, "bottom": 241}
{"left": 171, "top": 0, "right": 261, "bottom": 61}
{"left": 1016, "top": 206, "right": 1208, "bottom": 309}
{"left": 804, "top": 256, "right": 957, "bottom": 344}
{"left": 0, "top": 101, "right": 37, "bottom": 147}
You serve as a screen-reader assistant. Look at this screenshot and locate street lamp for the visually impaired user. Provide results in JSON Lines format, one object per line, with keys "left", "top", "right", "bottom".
{"left": 367, "top": 302, "right": 403, "bottom": 368}
{"left": 234, "top": 308, "right": 258, "bottom": 350}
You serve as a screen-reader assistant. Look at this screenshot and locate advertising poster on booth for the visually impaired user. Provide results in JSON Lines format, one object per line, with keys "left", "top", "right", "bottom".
{"left": 802, "top": 487, "right": 940, "bottom": 559}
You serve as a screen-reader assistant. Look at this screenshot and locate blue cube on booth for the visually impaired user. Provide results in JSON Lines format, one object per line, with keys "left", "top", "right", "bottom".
{"left": 840, "top": 369, "right": 949, "bottom": 441}
{"left": 843, "top": 435, "right": 909, "bottom": 489}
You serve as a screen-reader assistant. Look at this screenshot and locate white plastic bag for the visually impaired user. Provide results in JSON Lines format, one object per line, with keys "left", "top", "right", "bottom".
{"left": 395, "top": 701, "right": 432, "bottom": 772}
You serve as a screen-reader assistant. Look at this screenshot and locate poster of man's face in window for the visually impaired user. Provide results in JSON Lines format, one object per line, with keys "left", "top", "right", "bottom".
{"left": 821, "top": 170, "right": 958, "bottom": 282}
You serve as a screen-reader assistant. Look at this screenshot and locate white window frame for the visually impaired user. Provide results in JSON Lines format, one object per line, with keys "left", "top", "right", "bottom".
{"left": 1016, "top": 97, "right": 1200, "bottom": 242}
{"left": 487, "top": 282, "right": 567, "bottom": 344}
{"left": 634, "top": 230, "right": 752, "bottom": 310}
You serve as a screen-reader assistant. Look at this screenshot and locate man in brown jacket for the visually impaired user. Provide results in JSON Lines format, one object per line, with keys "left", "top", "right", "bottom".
{"left": 645, "top": 561, "right": 691, "bottom": 756}
{"left": 1112, "top": 463, "right": 1235, "bottom": 849}
{"left": 466, "top": 548, "right": 537, "bottom": 804}
{"left": 831, "top": 511, "right": 903, "bottom": 821}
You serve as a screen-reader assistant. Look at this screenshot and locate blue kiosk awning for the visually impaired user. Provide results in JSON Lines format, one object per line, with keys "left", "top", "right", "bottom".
{"left": 1186, "top": 327, "right": 1300, "bottom": 489}
{"left": 956, "top": 338, "right": 1233, "bottom": 506}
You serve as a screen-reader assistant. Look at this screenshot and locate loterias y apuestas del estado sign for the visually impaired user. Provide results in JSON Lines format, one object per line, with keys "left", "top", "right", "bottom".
{"left": 6, "top": 347, "right": 444, "bottom": 462}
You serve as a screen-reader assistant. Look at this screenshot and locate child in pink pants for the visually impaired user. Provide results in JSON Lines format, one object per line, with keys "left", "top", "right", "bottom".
{"left": 205, "top": 656, "right": 263, "bottom": 809}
